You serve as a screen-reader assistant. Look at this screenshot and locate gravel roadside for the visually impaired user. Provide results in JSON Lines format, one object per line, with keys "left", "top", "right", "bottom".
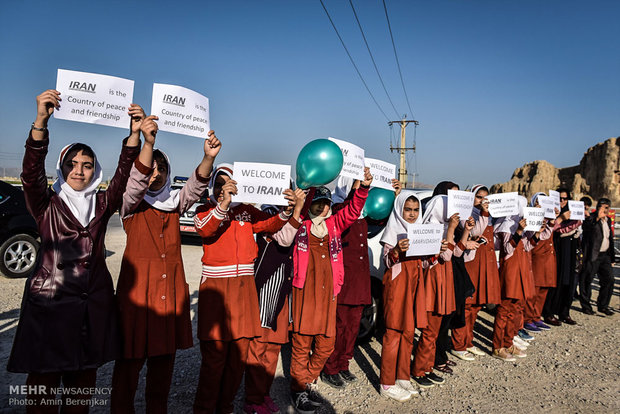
{"left": 1, "top": 215, "right": 618, "bottom": 413}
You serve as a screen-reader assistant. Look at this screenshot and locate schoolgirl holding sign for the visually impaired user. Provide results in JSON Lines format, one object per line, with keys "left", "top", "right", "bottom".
{"left": 8, "top": 90, "right": 141, "bottom": 411}
{"left": 378, "top": 191, "right": 427, "bottom": 402}
{"left": 192, "top": 164, "right": 297, "bottom": 414}
{"left": 411, "top": 195, "right": 473, "bottom": 388}
{"left": 285, "top": 169, "right": 371, "bottom": 414}
{"left": 111, "top": 115, "right": 221, "bottom": 413}
{"left": 451, "top": 185, "right": 501, "bottom": 359}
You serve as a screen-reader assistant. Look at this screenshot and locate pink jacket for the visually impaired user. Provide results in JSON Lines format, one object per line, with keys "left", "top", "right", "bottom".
{"left": 290, "top": 186, "right": 368, "bottom": 296}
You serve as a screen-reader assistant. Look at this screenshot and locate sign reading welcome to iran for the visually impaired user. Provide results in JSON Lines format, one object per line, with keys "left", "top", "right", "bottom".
{"left": 406, "top": 223, "right": 444, "bottom": 256}
{"left": 537, "top": 195, "right": 556, "bottom": 219}
{"left": 54, "top": 69, "right": 134, "bottom": 129}
{"left": 487, "top": 192, "right": 519, "bottom": 218}
{"left": 328, "top": 137, "right": 365, "bottom": 180}
{"left": 524, "top": 207, "right": 544, "bottom": 232}
{"left": 447, "top": 189, "right": 475, "bottom": 219}
{"left": 365, "top": 157, "right": 396, "bottom": 191}
{"left": 232, "top": 162, "right": 291, "bottom": 206}
{"left": 568, "top": 200, "right": 585, "bottom": 221}
{"left": 151, "top": 83, "right": 210, "bottom": 139}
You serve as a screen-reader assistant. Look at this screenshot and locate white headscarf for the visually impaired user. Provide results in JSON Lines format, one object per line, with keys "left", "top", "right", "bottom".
{"left": 530, "top": 192, "right": 546, "bottom": 207}
{"left": 380, "top": 190, "right": 423, "bottom": 246}
{"left": 52, "top": 143, "right": 103, "bottom": 227}
{"left": 469, "top": 184, "right": 488, "bottom": 221}
{"left": 422, "top": 195, "right": 449, "bottom": 237}
{"left": 143, "top": 149, "right": 180, "bottom": 212}
{"left": 209, "top": 163, "right": 240, "bottom": 208}
{"left": 494, "top": 195, "right": 528, "bottom": 234}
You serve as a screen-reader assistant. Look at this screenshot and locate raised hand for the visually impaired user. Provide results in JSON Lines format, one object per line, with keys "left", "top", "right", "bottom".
{"left": 480, "top": 197, "right": 489, "bottom": 213}
{"left": 220, "top": 180, "right": 238, "bottom": 210}
{"left": 391, "top": 179, "right": 402, "bottom": 196}
{"left": 204, "top": 130, "right": 222, "bottom": 159}
{"left": 465, "top": 216, "right": 475, "bottom": 231}
{"left": 283, "top": 189, "right": 296, "bottom": 215}
{"left": 35, "top": 89, "right": 61, "bottom": 128}
{"left": 140, "top": 116, "right": 159, "bottom": 146}
{"left": 518, "top": 218, "right": 527, "bottom": 231}
{"left": 448, "top": 213, "right": 460, "bottom": 230}
{"left": 361, "top": 167, "right": 373, "bottom": 187}
{"left": 128, "top": 104, "right": 146, "bottom": 135}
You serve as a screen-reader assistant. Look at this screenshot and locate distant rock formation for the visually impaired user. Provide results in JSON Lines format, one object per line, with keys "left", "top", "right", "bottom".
{"left": 491, "top": 137, "right": 620, "bottom": 205}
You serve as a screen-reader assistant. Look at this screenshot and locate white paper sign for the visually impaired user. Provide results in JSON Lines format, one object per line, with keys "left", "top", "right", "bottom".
{"left": 406, "top": 223, "right": 444, "bottom": 256}
{"left": 537, "top": 195, "right": 556, "bottom": 219}
{"left": 549, "top": 190, "right": 561, "bottom": 211}
{"left": 54, "top": 69, "right": 134, "bottom": 129}
{"left": 232, "top": 162, "right": 291, "bottom": 206}
{"left": 568, "top": 200, "right": 585, "bottom": 221}
{"left": 365, "top": 158, "right": 396, "bottom": 191}
{"left": 328, "top": 137, "right": 365, "bottom": 180}
{"left": 151, "top": 83, "right": 210, "bottom": 138}
{"left": 447, "top": 189, "right": 475, "bottom": 219}
{"left": 524, "top": 207, "right": 545, "bottom": 232}
{"left": 487, "top": 192, "right": 519, "bottom": 218}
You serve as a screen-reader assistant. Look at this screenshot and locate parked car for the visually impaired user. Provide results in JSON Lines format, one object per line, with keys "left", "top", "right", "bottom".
{"left": 0, "top": 180, "right": 40, "bottom": 278}
{"left": 172, "top": 177, "right": 210, "bottom": 237}
{"left": 358, "top": 189, "right": 433, "bottom": 341}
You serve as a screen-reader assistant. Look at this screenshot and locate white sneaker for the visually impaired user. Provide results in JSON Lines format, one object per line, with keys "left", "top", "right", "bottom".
{"left": 396, "top": 379, "right": 419, "bottom": 397}
{"left": 466, "top": 346, "right": 485, "bottom": 356}
{"left": 450, "top": 349, "right": 475, "bottom": 361}
{"left": 380, "top": 384, "right": 412, "bottom": 402}
{"left": 513, "top": 336, "right": 530, "bottom": 349}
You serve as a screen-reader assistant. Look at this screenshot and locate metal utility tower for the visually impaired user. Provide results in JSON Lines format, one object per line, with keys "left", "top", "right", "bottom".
{"left": 389, "top": 118, "right": 418, "bottom": 188}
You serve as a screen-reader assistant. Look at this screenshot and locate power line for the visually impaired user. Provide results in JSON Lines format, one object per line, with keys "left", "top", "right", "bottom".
{"left": 318, "top": 0, "right": 390, "bottom": 121}
{"left": 382, "top": 0, "right": 414, "bottom": 119}
{"left": 348, "top": 0, "right": 400, "bottom": 119}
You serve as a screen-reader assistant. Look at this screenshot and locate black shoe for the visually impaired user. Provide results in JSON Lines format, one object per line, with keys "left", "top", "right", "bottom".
{"left": 560, "top": 316, "right": 577, "bottom": 325}
{"left": 305, "top": 386, "right": 323, "bottom": 407}
{"left": 412, "top": 375, "right": 434, "bottom": 388}
{"left": 582, "top": 308, "right": 595, "bottom": 315}
{"left": 600, "top": 308, "right": 614, "bottom": 316}
{"left": 291, "top": 391, "right": 316, "bottom": 414}
{"left": 426, "top": 372, "right": 445, "bottom": 384}
{"left": 320, "top": 372, "right": 345, "bottom": 388}
{"left": 339, "top": 369, "right": 358, "bottom": 383}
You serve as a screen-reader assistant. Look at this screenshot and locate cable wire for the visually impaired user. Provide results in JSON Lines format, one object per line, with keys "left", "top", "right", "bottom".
{"left": 349, "top": 0, "right": 400, "bottom": 119}
{"left": 382, "top": 0, "right": 414, "bottom": 119}
{"left": 319, "top": 0, "right": 390, "bottom": 121}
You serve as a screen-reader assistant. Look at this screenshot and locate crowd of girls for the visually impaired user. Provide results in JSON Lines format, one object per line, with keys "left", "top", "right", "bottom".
{"left": 8, "top": 89, "right": 614, "bottom": 413}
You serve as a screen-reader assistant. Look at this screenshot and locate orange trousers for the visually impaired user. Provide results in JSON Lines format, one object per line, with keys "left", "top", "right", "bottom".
{"left": 244, "top": 339, "right": 281, "bottom": 405}
{"left": 379, "top": 328, "right": 415, "bottom": 385}
{"left": 524, "top": 287, "right": 549, "bottom": 324}
{"left": 411, "top": 312, "right": 443, "bottom": 377}
{"left": 193, "top": 338, "right": 250, "bottom": 414}
{"left": 290, "top": 333, "right": 336, "bottom": 392}
{"left": 492, "top": 299, "right": 519, "bottom": 350}
{"left": 111, "top": 354, "right": 175, "bottom": 414}
{"left": 451, "top": 301, "right": 483, "bottom": 351}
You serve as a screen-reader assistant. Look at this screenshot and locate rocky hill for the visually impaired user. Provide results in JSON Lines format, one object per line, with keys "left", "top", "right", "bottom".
{"left": 491, "top": 137, "right": 620, "bottom": 205}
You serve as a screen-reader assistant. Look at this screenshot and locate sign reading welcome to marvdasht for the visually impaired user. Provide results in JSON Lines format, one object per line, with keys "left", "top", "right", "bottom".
{"left": 151, "top": 83, "right": 210, "bottom": 138}
{"left": 54, "top": 69, "right": 134, "bottom": 129}
{"left": 232, "top": 162, "right": 291, "bottom": 206}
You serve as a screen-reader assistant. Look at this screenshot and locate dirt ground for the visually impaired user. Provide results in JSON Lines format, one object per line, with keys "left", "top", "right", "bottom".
{"left": 1, "top": 215, "right": 618, "bottom": 413}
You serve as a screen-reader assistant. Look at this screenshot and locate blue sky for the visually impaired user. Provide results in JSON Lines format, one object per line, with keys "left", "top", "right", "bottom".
{"left": 1, "top": 0, "right": 618, "bottom": 188}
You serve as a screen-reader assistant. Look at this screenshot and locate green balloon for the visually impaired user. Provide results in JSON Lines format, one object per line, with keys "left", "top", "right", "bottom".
{"left": 363, "top": 188, "right": 396, "bottom": 220}
{"left": 296, "top": 139, "right": 343, "bottom": 189}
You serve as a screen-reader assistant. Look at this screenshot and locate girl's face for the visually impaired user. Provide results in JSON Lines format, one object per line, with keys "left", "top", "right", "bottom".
{"left": 560, "top": 192, "right": 569, "bottom": 209}
{"left": 213, "top": 174, "right": 230, "bottom": 203}
{"left": 148, "top": 159, "right": 169, "bottom": 191}
{"left": 62, "top": 150, "right": 95, "bottom": 191}
{"left": 474, "top": 189, "right": 488, "bottom": 208}
{"left": 402, "top": 199, "right": 420, "bottom": 224}
{"left": 310, "top": 199, "right": 331, "bottom": 217}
